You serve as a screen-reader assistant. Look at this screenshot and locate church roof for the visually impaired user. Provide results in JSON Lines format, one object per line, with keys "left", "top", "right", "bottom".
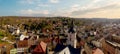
{"left": 54, "top": 44, "right": 81, "bottom": 54}
{"left": 54, "top": 44, "right": 66, "bottom": 52}
{"left": 68, "top": 45, "right": 81, "bottom": 54}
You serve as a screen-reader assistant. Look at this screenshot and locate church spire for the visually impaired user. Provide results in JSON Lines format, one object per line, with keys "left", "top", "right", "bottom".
{"left": 67, "top": 20, "right": 77, "bottom": 48}
{"left": 68, "top": 20, "right": 76, "bottom": 33}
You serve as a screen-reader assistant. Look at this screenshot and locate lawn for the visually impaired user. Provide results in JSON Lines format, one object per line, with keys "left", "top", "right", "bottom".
{"left": 0, "top": 30, "right": 4, "bottom": 39}
{"left": 0, "top": 30, "right": 9, "bottom": 44}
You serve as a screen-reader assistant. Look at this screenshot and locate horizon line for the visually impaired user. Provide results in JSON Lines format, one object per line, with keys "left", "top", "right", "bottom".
{"left": 0, "top": 16, "right": 120, "bottom": 19}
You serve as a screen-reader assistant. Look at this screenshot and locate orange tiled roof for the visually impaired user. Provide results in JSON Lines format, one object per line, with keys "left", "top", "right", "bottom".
{"left": 17, "top": 40, "right": 28, "bottom": 48}
{"left": 0, "top": 44, "right": 5, "bottom": 48}
{"left": 93, "top": 48, "right": 104, "bottom": 54}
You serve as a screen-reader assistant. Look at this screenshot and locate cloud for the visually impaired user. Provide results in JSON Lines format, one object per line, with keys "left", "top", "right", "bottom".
{"left": 72, "top": 4, "right": 79, "bottom": 8}
{"left": 71, "top": 1, "right": 120, "bottom": 16}
{"left": 54, "top": 4, "right": 80, "bottom": 16}
{"left": 17, "top": 0, "right": 120, "bottom": 18}
{"left": 66, "top": 4, "right": 80, "bottom": 13}
{"left": 49, "top": 0, "right": 59, "bottom": 3}
{"left": 92, "top": 0, "right": 102, "bottom": 3}
{"left": 75, "top": 8, "right": 120, "bottom": 18}
{"left": 19, "top": 9, "right": 49, "bottom": 15}
{"left": 52, "top": 4, "right": 81, "bottom": 17}
{"left": 82, "top": 0, "right": 104, "bottom": 10}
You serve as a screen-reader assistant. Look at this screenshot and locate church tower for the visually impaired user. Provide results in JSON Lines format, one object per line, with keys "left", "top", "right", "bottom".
{"left": 67, "top": 20, "right": 77, "bottom": 48}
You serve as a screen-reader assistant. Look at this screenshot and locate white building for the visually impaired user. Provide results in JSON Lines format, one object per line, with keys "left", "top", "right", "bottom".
{"left": 91, "top": 41, "right": 102, "bottom": 48}
{"left": 67, "top": 21, "right": 77, "bottom": 48}
{"left": 20, "top": 34, "right": 29, "bottom": 41}
{"left": 16, "top": 28, "right": 20, "bottom": 35}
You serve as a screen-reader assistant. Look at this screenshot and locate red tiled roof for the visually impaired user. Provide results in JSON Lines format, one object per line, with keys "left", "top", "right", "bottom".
{"left": 32, "top": 41, "right": 47, "bottom": 54}
{"left": 40, "top": 41, "right": 47, "bottom": 52}
{"left": 0, "top": 44, "right": 5, "bottom": 48}
{"left": 17, "top": 40, "right": 28, "bottom": 48}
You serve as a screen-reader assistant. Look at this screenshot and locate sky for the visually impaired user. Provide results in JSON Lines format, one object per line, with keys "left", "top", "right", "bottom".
{"left": 0, "top": 0, "right": 120, "bottom": 18}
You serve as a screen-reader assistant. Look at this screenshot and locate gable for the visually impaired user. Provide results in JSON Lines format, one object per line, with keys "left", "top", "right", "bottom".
{"left": 40, "top": 41, "right": 47, "bottom": 52}
{"left": 58, "top": 47, "right": 70, "bottom": 54}
{"left": 33, "top": 41, "right": 47, "bottom": 53}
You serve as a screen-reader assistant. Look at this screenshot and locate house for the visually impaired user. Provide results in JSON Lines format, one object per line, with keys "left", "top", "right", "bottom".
{"left": 102, "top": 38, "right": 116, "bottom": 54}
{"left": 28, "top": 35, "right": 39, "bottom": 46}
{"left": 1, "top": 37, "right": 8, "bottom": 41}
{"left": 28, "top": 45, "right": 37, "bottom": 53}
{"left": 11, "top": 27, "right": 20, "bottom": 35}
{"left": 102, "top": 36, "right": 120, "bottom": 54}
{"left": 17, "top": 40, "right": 28, "bottom": 54}
{"left": 17, "top": 40, "right": 28, "bottom": 48}
{"left": 10, "top": 48, "right": 17, "bottom": 54}
{"left": 16, "top": 28, "right": 20, "bottom": 35}
{"left": 91, "top": 41, "right": 102, "bottom": 48}
{"left": 20, "top": 34, "right": 29, "bottom": 41}
{"left": 0, "top": 44, "right": 6, "bottom": 54}
{"left": 32, "top": 41, "right": 47, "bottom": 54}
{"left": 54, "top": 44, "right": 81, "bottom": 54}
{"left": 92, "top": 48, "right": 104, "bottom": 54}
